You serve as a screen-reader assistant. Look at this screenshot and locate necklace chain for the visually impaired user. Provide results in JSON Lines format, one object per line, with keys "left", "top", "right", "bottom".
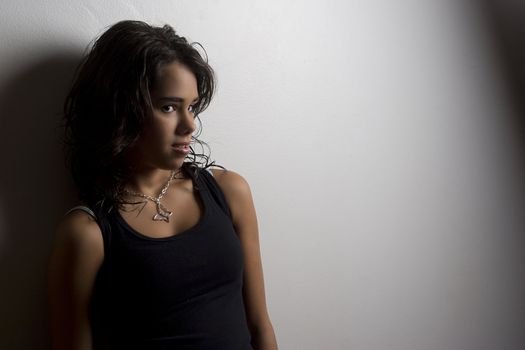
{"left": 123, "top": 170, "right": 179, "bottom": 222}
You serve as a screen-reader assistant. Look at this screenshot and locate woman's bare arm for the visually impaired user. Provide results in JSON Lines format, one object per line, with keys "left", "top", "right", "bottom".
{"left": 212, "top": 169, "right": 278, "bottom": 350}
{"left": 47, "top": 211, "right": 104, "bottom": 350}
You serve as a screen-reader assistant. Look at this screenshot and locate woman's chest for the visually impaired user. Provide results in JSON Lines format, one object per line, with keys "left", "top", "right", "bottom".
{"left": 100, "top": 218, "right": 244, "bottom": 304}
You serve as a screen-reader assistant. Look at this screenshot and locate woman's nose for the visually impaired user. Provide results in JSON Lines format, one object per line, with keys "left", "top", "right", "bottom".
{"left": 176, "top": 109, "right": 196, "bottom": 135}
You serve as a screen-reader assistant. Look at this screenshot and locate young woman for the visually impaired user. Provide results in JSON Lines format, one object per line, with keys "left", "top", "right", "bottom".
{"left": 47, "top": 20, "right": 277, "bottom": 350}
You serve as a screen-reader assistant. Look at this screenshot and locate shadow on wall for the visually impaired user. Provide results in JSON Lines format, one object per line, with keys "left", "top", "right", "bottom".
{"left": 477, "top": 4, "right": 525, "bottom": 348}
{"left": 0, "top": 52, "right": 81, "bottom": 349}
{"left": 478, "top": 0, "right": 525, "bottom": 146}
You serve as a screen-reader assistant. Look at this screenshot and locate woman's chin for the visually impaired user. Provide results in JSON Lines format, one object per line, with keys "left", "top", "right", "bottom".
{"left": 167, "top": 157, "right": 187, "bottom": 170}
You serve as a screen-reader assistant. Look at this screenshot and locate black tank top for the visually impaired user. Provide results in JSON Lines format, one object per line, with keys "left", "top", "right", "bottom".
{"left": 86, "top": 167, "right": 253, "bottom": 349}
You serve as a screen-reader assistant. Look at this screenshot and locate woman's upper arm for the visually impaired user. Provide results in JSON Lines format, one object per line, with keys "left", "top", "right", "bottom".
{"left": 211, "top": 169, "right": 277, "bottom": 347}
{"left": 47, "top": 211, "right": 104, "bottom": 350}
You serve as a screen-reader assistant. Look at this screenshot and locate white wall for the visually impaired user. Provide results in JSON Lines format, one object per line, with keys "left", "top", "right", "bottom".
{"left": 0, "top": 1, "right": 523, "bottom": 349}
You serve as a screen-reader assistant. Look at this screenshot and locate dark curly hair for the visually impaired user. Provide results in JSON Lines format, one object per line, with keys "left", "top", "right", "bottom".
{"left": 63, "top": 20, "right": 218, "bottom": 215}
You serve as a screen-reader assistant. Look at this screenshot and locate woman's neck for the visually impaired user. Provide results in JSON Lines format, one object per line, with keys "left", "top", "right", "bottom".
{"left": 125, "top": 167, "right": 182, "bottom": 197}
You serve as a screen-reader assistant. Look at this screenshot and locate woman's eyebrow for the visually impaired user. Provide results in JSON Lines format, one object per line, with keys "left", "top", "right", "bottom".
{"left": 158, "top": 96, "right": 199, "bottom": 103}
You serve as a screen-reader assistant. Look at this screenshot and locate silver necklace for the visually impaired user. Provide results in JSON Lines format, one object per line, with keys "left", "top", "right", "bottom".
{"left": 124, "top": 170, "right": 178, "bottom": 222}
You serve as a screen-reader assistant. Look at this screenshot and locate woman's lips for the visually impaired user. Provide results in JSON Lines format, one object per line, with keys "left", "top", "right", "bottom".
{"left": 172, "top": 143, "right": 191, "bottom": 154}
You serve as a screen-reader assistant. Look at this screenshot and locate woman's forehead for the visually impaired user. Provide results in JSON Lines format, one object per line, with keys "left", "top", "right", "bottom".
{"left": 153, "top": 62, "right": 197, "bottom": 93}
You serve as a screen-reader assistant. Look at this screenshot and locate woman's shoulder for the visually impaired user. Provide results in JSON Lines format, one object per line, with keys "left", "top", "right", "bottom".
{"left": 54, "top": 206, "right": 104, "bottom": 255}
{"left": 206, "top": 167, "right": 255, "bottom": 224}
{"left": 208, "top": 167, "right": 252, "bottom": 196}
{"left": 48, "top": 207, "right": 105, "bottom": 339}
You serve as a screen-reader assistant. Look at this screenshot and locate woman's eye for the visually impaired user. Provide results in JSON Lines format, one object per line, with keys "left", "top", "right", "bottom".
{"left": 160, "top": 104, "right": 197, "bottom": 114}
{"left": 161, "top": 105, "right": 175, "bottom": 113}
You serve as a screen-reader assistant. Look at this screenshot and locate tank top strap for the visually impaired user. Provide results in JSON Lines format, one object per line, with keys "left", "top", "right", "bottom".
{"left": 64, "top": 205, "right": 97, "bottom": 219}
{"left": 197, "top": 167, "right": 233, "bottom": 219}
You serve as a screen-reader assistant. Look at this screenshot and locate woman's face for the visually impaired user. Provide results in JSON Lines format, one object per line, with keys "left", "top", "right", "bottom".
{"left": 129, "top": 61, "right": 199, "bottom": 171}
